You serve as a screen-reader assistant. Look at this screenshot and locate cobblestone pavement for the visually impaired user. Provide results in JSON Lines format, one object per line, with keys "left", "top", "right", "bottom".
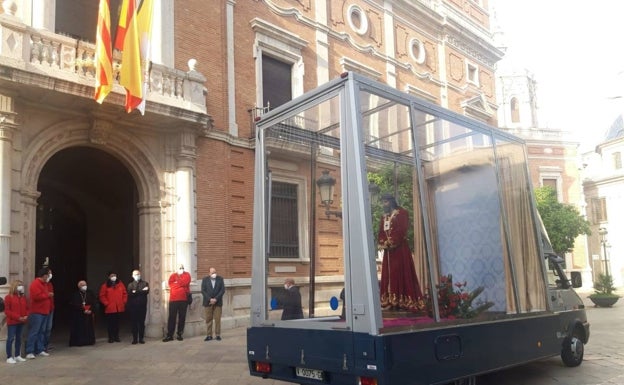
{"left": 1, "top": 293, "right": 622, "bottom": 385}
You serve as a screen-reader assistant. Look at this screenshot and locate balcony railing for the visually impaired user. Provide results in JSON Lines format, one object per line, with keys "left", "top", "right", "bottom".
{"left": 0, "top": 15, "right": 207, "bottom": 114}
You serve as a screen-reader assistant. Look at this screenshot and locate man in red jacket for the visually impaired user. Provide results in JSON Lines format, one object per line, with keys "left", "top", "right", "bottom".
{"left": 25, "top": 268, "right": 53, "bottom": 359}
{"left": 163, "top": 263, "right": 191, "bottom": 342}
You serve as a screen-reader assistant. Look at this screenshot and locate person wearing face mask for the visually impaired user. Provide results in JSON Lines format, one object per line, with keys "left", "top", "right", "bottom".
{"left": 201, "top": 267, "right": 225, "bottom": 341}
{"left": 280, "top": 278, "right": 303, "bottom": 320}
{"left": 127, "top": 269, "right": 149, "bottom": 344}
{"left": 99, "top": 271, "right": 127, "bottom": 343}
{"left": 5, "top": 280, "right": 28, "bottom": 363}
{"left": 163, "top": 263, "right": 191, "bottom": 342}
{"left": 42, "top": 267, "right": 55, "bottom": 354}
{"left": 69, "top": 280, "right": 96, "bottom": 347}
{"left": 25, "top": 267, "right": 53, "bottom": 359}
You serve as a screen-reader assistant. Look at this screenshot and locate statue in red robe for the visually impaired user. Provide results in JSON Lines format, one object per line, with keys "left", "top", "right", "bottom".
{"left": 378, "top": 194, "right": 423, "bottom": 311}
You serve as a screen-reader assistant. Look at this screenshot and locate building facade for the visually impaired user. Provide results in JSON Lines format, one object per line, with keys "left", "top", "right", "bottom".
{"left": 582, "top": 116, "right": 624, "bottom": 287}
{"left": 0, "top": 0, "right": 503, "bottom": 338}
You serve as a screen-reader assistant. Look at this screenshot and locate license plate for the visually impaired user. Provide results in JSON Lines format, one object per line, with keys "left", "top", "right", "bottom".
{"left": 296, "top": 367, "right": 324, "bottom": 381}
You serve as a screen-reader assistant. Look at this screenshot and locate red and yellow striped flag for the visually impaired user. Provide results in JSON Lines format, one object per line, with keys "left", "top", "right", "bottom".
{"left": 115, "top": 0, "right": 142, "bottom": 113}
{"left": 94, "top": 0, "right": 113, "bottom": 104}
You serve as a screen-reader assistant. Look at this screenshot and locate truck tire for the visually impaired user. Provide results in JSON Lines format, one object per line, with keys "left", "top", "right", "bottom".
{"left": 561, "top": 328, "right": 584, "bottom": 367}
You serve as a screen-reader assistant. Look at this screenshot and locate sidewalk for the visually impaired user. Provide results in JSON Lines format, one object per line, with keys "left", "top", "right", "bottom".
{"left": 0, "top": 325, "right": 289, "bottom": 385}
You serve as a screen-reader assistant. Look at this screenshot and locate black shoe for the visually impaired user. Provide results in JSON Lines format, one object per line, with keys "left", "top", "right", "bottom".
{"left": 204, "top": 336, "right": 213, "bottom": 341}
{"left": 216, "top": 336, "right": 222, "bottom": 341}
{"left": 108, "top": 338, "right": 114, "bottom": 343}
{"left": 114, "top": 338, "right": 121, "bottom": 342}
{"left": 176, "top": 335, "right": 183, "bottom": 341}
{"left": 162, "top": 336, "right": 173, "bottom": 342}
{"left": 131, "top": 340, "right": 138, "bottom": 345}
{"left": 139, "top": 340, "right": 145, "bottom": 344}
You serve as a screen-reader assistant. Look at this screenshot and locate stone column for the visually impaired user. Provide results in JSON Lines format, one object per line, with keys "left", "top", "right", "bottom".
{"left": 174, "top": 129, "right": 197, "bottom": 274}
{"left": 137, "top": 200, "right": 165, "bottom": 338}
{"left": 0, "top": 127, "right": 11, "bottom": 281}
{"left": 0, "top": 94, "right": 17, "bottom": 282}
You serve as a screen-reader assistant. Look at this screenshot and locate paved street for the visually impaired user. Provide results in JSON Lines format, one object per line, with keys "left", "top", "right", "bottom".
{"left": 1, "top": 292, "right": 622, "bottom": 385}
{"left": 478, "top": 293, "right": 624, "bottom": 385}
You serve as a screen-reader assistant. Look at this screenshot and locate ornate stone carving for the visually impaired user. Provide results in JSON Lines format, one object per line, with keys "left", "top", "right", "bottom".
{"left": 90, "top": 119, "right": 113, "bottom": 145}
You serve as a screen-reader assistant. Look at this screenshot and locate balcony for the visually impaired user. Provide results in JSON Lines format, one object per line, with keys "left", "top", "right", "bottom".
{"left": 0, "top": 13, "right": 212, "bottom": 130}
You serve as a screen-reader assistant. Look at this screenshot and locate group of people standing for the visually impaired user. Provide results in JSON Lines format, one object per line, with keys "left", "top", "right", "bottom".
{"left": 161, "top": 264, "right": 226, "bottom": 343}
{"left": 69, "top": 269, "right": 150, "bottom": 346}
{"left": 4, "top": 267, "right": 54, "bottom": 363}
{"left": 5, "top": 263, "right": 229, "bottom": 364}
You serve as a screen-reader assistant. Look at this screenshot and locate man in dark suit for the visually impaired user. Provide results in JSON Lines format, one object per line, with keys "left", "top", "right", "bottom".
{"left": 281, "top": 278, "right": 303, "bottom": 320}
{"left": 201, "top": 267, "right": 225, "bottom": 341}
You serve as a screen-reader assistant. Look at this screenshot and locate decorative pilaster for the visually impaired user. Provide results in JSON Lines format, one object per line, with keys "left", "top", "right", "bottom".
{"left": 0, "top": 93, "right": 17, "bottom": 281}
{"left": 137, "top": 200, "right": 165, "bottom": 338}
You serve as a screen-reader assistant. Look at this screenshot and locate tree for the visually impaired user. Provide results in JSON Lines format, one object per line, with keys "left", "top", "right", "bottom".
{"left": 368, "top": 163, "right": 415, "bottom": 248}
{"left": 534, "top": 186, "right": 591, "bottom": 256}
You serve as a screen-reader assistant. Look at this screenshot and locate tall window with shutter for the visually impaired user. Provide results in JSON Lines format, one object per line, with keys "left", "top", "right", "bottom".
{"left": 269, "top": 181, "right": 299, "bottom": 258}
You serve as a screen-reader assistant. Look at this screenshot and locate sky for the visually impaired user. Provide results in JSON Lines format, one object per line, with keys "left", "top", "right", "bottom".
{"left": 491, "top": 0, "right": 624, "bottom": 151}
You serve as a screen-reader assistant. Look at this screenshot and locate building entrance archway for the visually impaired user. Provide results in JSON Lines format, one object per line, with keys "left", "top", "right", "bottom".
{"left": 36, "top": 146, "right": 138, "bottom": 339}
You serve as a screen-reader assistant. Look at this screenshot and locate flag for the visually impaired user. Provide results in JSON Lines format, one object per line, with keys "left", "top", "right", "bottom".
{"left": 115, "top": 0, "right": 142, "bottom": 113}
{"left": 94, "top": 0, "right": 113, "bottom": 104}
{"left": 135, "top": 0, "right": 154, "bottom": 115}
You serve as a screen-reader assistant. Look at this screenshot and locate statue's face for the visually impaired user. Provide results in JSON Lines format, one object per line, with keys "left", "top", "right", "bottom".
{"left": 382, "top": 199, "right": 392, "bottom": 213}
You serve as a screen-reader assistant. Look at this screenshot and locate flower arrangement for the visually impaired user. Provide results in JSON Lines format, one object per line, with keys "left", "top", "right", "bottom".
{"left": 426, "top": 274, "right": 494, "bottom": 319}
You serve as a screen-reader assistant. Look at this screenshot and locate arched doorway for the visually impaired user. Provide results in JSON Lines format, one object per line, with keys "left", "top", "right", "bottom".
{"left": 36, "top": 146, "right": 138, "bottom": 339}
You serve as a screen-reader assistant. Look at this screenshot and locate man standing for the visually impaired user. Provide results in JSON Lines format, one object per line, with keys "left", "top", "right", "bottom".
{"left": 280, "top": 278, "right": 303, "bottom": 320}
{"left": 127, "top": 269, "right": 149, "bottom": 344}
{"left": 25, "top": 268, "right": 53, "bottom": 359}
{"left": 163, "top": 263, "right": 191, "bottom": 342}
{"left": 201, "top": 267, "right": 225, "bottom": 341}
{"left": 378, "top": 193, "right": 422, "bottom": 311}
{"left": 42, "top": 266, "right": 54, "bottom": 353}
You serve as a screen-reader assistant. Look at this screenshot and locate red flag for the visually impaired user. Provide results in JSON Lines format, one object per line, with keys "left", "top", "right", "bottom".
{"left": 115, "top": 0, "right": 142, "bottom": 113}
{"left": 94, "top": 0, "right": 113, "bottom": 103}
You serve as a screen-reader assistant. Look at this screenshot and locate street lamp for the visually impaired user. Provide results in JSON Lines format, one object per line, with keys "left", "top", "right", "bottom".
{"left": 316, "top": 170, "right": 342, "bottom": 218}
{"left": 599, "top": 227, "right": 610, "bottom": 277}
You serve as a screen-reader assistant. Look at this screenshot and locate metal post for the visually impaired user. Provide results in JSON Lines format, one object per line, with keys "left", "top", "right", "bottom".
{"left": 599, "top": 227, "right": 610, "bottom": 277}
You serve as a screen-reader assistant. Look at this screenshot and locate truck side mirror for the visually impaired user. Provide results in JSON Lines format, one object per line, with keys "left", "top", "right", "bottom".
{"left": 570, "top": 272, "right": 582, "bottom": 288}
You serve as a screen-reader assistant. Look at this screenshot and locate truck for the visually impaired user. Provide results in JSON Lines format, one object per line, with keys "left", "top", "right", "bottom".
{"left": 246, "top": 72, "right": 589, "bottom": 385}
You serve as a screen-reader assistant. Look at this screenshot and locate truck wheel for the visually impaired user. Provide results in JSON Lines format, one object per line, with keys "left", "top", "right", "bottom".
{"left": 561, "top": 328, "right": 584, "bottom": 367}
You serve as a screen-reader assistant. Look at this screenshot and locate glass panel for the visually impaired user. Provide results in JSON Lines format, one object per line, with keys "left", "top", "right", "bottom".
{"left": 418, "top": 112, "right": 504, "bottom": 324}
{"left": 494, "top": 139, "right": 547, "bottom": 312}
{"left": 360, "top": 90, "right": 428, "bottom": 331}
{"left": 263, "top": 93, "right": 346, "bottom": 324}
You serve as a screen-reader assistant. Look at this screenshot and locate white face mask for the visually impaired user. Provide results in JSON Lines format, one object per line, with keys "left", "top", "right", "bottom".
{"left": 80, "top": 285, "right": 87, "bottom": 291}
{"left": 284, "top": 284, "right": 289, "bottom": 290}
{"left": 110, "top": 276, "right": 117, "bottom": 282}
{"left": 178, "top": 269, "right": 184, "bottom": 275}
{"left": 210, "top": 273, "right": 217, "bottom": 279}
{"left": 17, "top": 285, "right": 24, "bottom": 293}
{"left": 133, "top": 275, "right": 141, "bottom": 281}
{"left": 47, "top": 273, "right": 53, "bottom": 282}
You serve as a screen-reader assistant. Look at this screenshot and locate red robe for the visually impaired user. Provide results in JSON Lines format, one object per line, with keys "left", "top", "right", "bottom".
{"left": 378, "top": 207, "right": 423, "bottom": 311}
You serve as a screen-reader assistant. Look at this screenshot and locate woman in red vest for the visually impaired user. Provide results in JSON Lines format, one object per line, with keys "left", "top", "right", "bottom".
{"left": 5, "top": 280, "right": 28, "bottom": 363}
{"left": 99, "top": 271, "right": 127, "bottom": 343}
